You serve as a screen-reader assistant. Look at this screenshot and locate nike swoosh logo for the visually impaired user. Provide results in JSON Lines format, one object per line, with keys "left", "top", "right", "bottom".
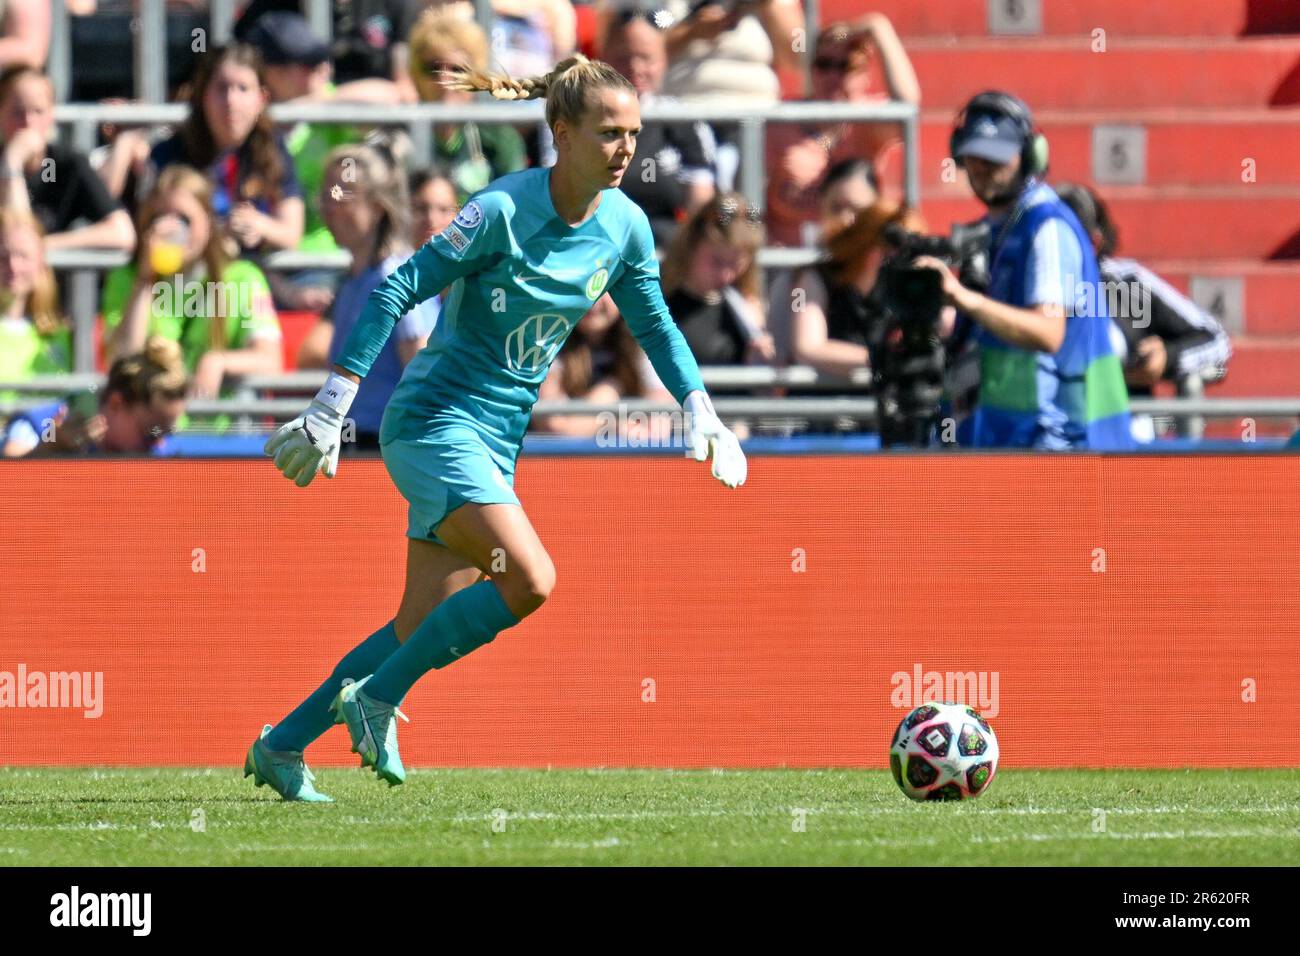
{"left": 515, "top": 267, "right": 598, "bottom": 286}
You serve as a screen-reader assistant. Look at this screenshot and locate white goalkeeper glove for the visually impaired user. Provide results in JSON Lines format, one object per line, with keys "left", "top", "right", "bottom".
{"left": 684, "top": 390, "right": 747, "bottom": 488}
{"left": 264, "top": 372, "right": 358, "bottom": 488}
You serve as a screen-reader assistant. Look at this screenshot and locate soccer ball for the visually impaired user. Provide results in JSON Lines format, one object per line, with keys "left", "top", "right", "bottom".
{"left": 889, "top": 702, "right": 999, "bottom": 801}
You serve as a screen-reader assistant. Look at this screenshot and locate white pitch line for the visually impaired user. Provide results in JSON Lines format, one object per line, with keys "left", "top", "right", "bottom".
{"left": 0, "top": 822, "right": 187, "bottom": 832}
{"left": 804, "top": 830, "right": 1294, "bottom": 850}
{"left": 3, "top": 806, "right": 1298, "bottom": 834}
{"left": 446, "top": 805, "right": 1300, "bottom": 824}
{"left": 968, "top": 829, "right": 1290, "bottom": 845}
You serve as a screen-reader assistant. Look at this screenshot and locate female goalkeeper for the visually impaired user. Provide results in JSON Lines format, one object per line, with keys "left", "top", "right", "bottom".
{"left": 245, "top": 54, "right": 746, "bottom": 801}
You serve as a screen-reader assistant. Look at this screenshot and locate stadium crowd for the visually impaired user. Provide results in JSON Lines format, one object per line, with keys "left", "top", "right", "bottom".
{"left": 0, "top": 1, "right": 1252, "bottom": 456}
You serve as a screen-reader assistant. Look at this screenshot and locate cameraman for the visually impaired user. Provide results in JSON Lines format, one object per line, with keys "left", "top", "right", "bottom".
{"left": 915, "top": 92, "right": 1134, "bottom": 450}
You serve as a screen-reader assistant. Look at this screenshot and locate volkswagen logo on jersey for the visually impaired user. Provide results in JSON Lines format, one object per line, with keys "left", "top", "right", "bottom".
{"left": 454, "top": 201, "right": 484, "bottom": 230}
{"left": 505, "top": 313, "right": 571, "bottom": 373}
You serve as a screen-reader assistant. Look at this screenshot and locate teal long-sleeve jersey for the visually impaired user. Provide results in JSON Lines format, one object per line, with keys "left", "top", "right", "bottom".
{"left": 334, "top": 166, "right": 705, "bottom": 460}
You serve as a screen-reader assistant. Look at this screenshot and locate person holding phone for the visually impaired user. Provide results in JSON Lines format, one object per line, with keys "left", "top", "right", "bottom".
{"left": 765, "top": 13, "right": 920, "bottom": 247}
{"left": 663, "top": 0, "right": 805, "bottom": 103}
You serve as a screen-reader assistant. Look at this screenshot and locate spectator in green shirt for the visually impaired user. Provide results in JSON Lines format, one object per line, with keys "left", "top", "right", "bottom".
{"left": 0, "top": 205, "right": 70, "bottom": 405}
{"left": 407, "top": 7, "right": 527, "bottom": 201}
{"left": 101, "top": 165, "right": 283, "bottom": 406}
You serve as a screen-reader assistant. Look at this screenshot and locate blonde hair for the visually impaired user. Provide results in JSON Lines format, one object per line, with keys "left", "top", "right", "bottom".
{"left": 408, "top": 8, "right": 490, "bottom": 90}
{"left": 322, "top": 144, "right": 410, "bottom": 263}
{"left": 104, "top": 336, "right": 189, "bottom": 407}
{"left": 442, "top": 53, "right": 636, "bottom": 131}
{"left": 0, "top": 206, "right": 63, "bottom": 338}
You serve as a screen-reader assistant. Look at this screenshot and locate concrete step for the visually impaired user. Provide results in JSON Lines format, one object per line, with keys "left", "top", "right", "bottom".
{"left": 906, "top": 37, "right": 1300, "bottom": 109}
{"left": 918, "top": 187, "right": 1300, "bottom": 260}
{"left": 818, "top": 0, "right": 1300, "bottom": 38}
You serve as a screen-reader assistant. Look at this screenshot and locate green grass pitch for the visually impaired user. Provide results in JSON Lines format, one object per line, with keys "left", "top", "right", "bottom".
{"left": 2, "top": 767, "right": 1297, "bottom": 866}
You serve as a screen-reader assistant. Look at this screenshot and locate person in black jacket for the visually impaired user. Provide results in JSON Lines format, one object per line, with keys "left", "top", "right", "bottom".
{"left": 0, "top": 66, "right": 135, "bottom": 251}
{"left": 1055, "top": 182, "right": 1231, "bottom": 398}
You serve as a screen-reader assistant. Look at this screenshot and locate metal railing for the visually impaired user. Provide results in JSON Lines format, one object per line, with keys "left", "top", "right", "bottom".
{"left": 48, "top": 98, "right": 915, "bottom": 373}
{"left": 5, "top": 369, "right": 1298, "bottom": 435}
{"left": 44, "top": 241, "right": 826, "bottom": 374}
{"left": 49, "top": 0, "right": 832, "bottom": 111}
{"left": 54, "top": 99, "right": 921, "bottom": 207}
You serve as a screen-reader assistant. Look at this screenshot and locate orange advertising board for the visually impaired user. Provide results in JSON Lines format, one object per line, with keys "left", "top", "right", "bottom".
{"left": 1, "top": 455, "right": 1296, "bottom": 768}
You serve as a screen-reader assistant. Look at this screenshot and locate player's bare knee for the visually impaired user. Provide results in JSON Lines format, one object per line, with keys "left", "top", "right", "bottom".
{"left": 498, "top": 557, "right": 555, "bottom": 616}
{"left": 526, "top": 557, "right": 557, "bottom": 606}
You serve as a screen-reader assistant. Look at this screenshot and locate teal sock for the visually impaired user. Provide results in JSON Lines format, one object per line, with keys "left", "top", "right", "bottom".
{"left": 265, "top": 621, "right": 401, "bottom": 752}
{"left": 365, "top": 580, "right": 519, "bottom": 706}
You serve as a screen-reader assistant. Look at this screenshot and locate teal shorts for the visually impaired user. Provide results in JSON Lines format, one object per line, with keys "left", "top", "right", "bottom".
{"left": 380, "top": 425, "right": 520, "bottom": 544}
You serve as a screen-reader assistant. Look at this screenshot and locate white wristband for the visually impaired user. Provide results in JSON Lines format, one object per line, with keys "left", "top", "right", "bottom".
{"left": 684, "top": 390, "right": 715, "bottom": 418}
{"left": 315, "top": 372, "right": 359, "bottom": 417}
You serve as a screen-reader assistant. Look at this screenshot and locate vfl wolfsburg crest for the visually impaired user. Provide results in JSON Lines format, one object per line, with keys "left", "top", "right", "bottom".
{"left": 586, "top": 267, "right": 609, "bottom": 299}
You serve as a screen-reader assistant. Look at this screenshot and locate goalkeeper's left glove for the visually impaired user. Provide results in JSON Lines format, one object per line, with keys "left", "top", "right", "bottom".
{"left": 684, "top": 390, "right": 747, "bottom": 488}
{"left": 263, "top": 371, "right": 358, "bottom": 488}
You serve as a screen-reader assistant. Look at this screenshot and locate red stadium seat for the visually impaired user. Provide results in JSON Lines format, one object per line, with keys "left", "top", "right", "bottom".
{"left": 93, "top": 315, "right": 105, "bottom": 373}
{"left": 920, "top": 191, "right": 1300, "bottom": 261}
{"left": 1206, "top": 341, "right": 1300, "bottom": 397}
{"left": 276, "top": 310, "right": 324, "bottom": 372}
{"left": 1145, "top": 262, "right": 1300, "bottom": 337}
{"left": 575, "top": 2, "right": 600, "bottom": 59}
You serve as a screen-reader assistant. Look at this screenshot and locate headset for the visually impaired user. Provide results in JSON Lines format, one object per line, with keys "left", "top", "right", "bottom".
{"left": 949, "top": 91, "right": 1050, "bottom": 177}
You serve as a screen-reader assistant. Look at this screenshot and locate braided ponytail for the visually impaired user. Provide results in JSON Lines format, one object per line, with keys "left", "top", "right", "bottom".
{"left": 441, "top": 53, "right": 636, "bottom": 131}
